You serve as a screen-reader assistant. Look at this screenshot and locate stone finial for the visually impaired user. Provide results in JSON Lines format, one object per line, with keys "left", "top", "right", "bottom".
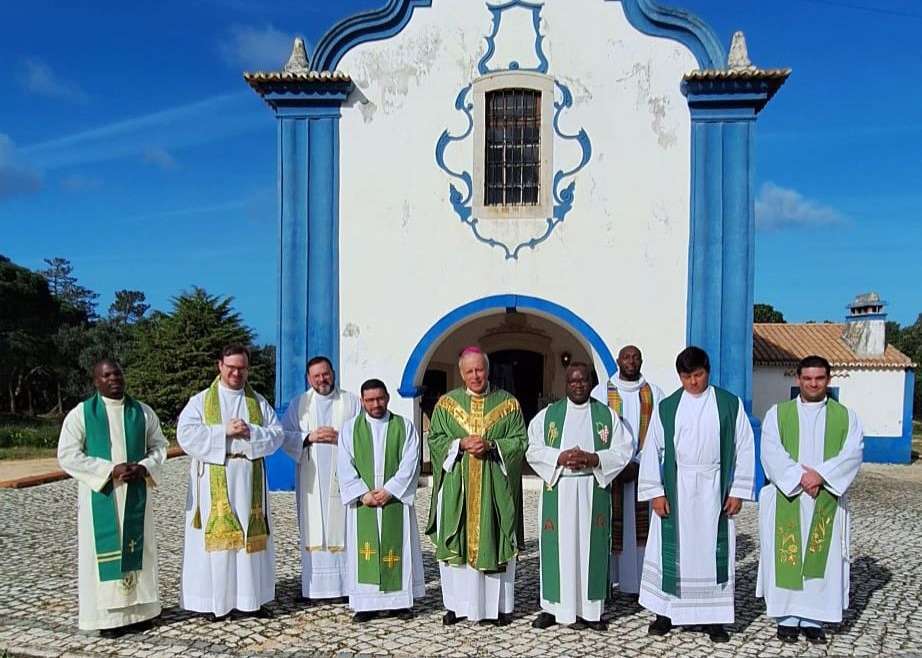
{"left": 283, "top": 37, "right": 310, "bottom": 73}
{"left": 727, "top": 31, "right": 756, "bottom": 71}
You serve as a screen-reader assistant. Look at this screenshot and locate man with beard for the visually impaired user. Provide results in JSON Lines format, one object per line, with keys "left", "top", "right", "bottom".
{"left": 281, "top": 356, "right": 361, "bottom": 602}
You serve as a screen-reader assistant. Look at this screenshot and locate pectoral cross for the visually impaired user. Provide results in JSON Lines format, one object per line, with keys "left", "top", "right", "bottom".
{"left": 360, "top": 541, "right": 376, "bottom": 561}
{"left": 382, "top": 548, "right": 400, "bottom": 569}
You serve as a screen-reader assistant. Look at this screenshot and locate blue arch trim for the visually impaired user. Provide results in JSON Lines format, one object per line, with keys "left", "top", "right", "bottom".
{"left": 310, "top": 0, "right": 433, "bottom": 72}
{"left": 614, "top": 0, "right": 725, "bottom": 70}
{"left": 398, "top": 294, "right": 618, "bottom": 397}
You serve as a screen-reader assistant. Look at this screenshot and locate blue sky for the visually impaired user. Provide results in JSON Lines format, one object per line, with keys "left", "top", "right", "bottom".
{"left": 1, "top": 0, "right": 920, "bottom": 342}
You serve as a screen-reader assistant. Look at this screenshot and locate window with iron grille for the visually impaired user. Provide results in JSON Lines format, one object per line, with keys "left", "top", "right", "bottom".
{"left": 484, "top": 88, "right": 541, "bottom": 206}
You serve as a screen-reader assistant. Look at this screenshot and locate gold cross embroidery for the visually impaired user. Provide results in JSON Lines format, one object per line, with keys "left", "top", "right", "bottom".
{"left": 382, "top": 548, "right": 400, "bottom": 569}
{"left": 360, "top": 541, "right": 376, "bottom": 561}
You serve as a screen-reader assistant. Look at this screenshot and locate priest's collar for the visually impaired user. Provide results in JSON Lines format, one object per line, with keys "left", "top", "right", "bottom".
{"left": 567, "top": 398, "right": 591, "bottom": 409}
{"left": 614, "top": 375, "right": 646, "bottom": 392}
{"left": 368, "top": 411, "right": 391, "bottom": 424}
{"left": 313, "top": 388, "right": 336, "bottom": 400}
{"left": 218, "top": 382, "right": 245, "bottom": 395}
{"left": 101, "top": 394, "right": 125, "bottom": 405}
{"left": 466, "top": 384, "right": 491, "bottom": 397}
{"left": 798, "top": 396, "right": 827, "bottom": 407}
{"left": 684, "top": 386, "right": 711, "bottom": 399}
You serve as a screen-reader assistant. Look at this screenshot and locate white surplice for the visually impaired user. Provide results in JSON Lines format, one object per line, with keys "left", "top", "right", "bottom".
{"left": 337, "top": 412, "right": 425, "bottom": 612}
{"left": 57, "top": 396, "right": 167, "bottom": 631}
{"left": 756, "top": 398, "right": 864, "bottom": 623}
{"left": 637, "top": 386, "right": 755, "bottom": 625}
{"left": 526, "top": 398, "right": 633, "bottom": 624}
{"left": 177, "top": 384, "right": 284, "bottom": 616}
{"left": 281, "top": 388, "right": 360, "bottom": 598}
{"left": 602, "top": 376, "right": 665, "bottom": 594}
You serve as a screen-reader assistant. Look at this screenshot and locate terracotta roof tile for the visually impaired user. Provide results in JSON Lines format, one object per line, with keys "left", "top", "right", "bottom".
{"left": 753, "top": 323, "right": 914, "bottom": 368}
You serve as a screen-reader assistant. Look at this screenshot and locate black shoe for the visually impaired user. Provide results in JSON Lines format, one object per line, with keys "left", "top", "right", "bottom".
{"left": 389, "top": 608, "right": 414, "bottom": 620}
{"left": 479, "top": 613, "right": 512, "bottom": 627}
{"left": 707, "top": 624, "right": 730, "bottom": 643}
{"left": 352, "top": 611, "right": 377, "bottom": 623}
{"left": 250, "top": 606, "right": 274, "bottom": 619}
{"left": 99, "top": 626, "right": 129, "bottom": 639}
{"left": 531, "top": 612, "right": 557, "bottom": 629}
{"left": 207, "top": 612, "right": 230, "bottom": 623}
{"left": 585, "top": 619, "right": 608, "bottom": 632}
{"left": 777, "top": 625, "right": 799, "bottom": 643}
{"left": 442, "top": 610, "right": 466, "bottom": 626}
{"left": 647, "top": 615, "right": 672, "bottom": 636}
{"left": 333, "top": 596, "right": 349, "bottom": 604}
{"left": 803, "top": 627, "right": 827, "bottom": 644}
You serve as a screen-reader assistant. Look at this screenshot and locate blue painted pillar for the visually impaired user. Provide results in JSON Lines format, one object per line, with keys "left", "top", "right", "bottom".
{"left": 684, "top": 71, "right": 787, "bottom": 494}
{"left": 247, "top": 77, "right": 352, "bottom": 490}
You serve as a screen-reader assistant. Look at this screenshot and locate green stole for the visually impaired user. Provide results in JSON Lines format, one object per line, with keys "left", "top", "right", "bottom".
{"left": 353, "top": 412, "right": 407, "bottom": 592}
{"left": 540, "top": 399, "right": 612, "bottom": 603}
{"left": 658, "top": 386, "right": 737, "bottom": 597}
{"left": 84, "top": 393, "right": 147, "bottom": 581}
{"left": 195, "top": 376, "right": 269, "bottom": 553}
{"left": 774, "top": 398, "right": 848, "bottom": 590}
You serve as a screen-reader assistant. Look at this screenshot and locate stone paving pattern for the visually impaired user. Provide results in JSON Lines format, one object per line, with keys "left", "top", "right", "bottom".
{"left": 1, "top": 458, "right": 920, "bottom": 657}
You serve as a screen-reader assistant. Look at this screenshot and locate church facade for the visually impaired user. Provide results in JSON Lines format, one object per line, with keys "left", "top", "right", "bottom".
{"left": 245, "top": 0, "right": 789, "bottom": 488}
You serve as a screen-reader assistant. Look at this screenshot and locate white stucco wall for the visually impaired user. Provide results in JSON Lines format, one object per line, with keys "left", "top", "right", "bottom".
{"left": 336, "top": 0, "right": 696, "bottom": 417}
{"left": 753, "top": 365, "right": 907, "bottom": 437}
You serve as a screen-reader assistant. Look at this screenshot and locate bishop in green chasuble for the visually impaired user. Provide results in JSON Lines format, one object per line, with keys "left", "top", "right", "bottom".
{"left": 426, "top": 348, "right": 526, "bottom": 624}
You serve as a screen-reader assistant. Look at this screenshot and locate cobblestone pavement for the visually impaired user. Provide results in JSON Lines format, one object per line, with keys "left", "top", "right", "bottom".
{"left": 1, "top": 459, "right": 920, "bottom": 657}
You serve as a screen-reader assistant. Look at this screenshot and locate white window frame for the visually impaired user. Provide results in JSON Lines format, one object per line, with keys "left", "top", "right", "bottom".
{"left": 472, "top": 71, "right": 555, "bottom": 220}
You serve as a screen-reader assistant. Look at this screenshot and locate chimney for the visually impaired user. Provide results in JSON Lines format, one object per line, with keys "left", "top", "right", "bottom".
{"left": 842, "top": 292, "right": 887, "bottom": 357}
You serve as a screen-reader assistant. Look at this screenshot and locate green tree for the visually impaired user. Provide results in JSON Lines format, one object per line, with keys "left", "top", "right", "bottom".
{"left": 40, "top": 257, "right": 99, "bottom": 320}
{"left": 754, "top": 303, "right": 785, "bottom": 323}
{"left": 125, "top": 287, "right": 272, "bottom": 422}
{"left": 109, "top": 290, "right": 150, "bottom": 324}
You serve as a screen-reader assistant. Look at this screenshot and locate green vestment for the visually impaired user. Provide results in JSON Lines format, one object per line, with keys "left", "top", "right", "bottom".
{"left": 425, "top": 387, "right": 527, "bottom": 572}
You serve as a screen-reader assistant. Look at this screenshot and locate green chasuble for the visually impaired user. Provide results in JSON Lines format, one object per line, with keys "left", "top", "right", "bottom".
{"left": 425, "top": 387, "right": 527, "bottom": 571}
{"left": 774, "top": 398, "right": 848, "bottom": 590}
{"left": 353, "top": 412, "right": 406, "bottom": 592}
{"left": 540, "top": 399, "right": 613, "bottom": 603}
{"left": 84, "top": 394, "right": 147, "bottom": 581}
{"left": 658, "top": 386, "right": 738, "bottom": 597}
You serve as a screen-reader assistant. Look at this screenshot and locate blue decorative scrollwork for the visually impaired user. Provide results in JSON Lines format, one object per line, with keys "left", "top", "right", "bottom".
{"left": 435, "top": 2, "right": 592, "bottom": 260}
{"left": 478, "top": 0, "right": 549, "bottom": 75}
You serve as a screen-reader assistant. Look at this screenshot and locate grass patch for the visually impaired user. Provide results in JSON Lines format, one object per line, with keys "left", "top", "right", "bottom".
{"left": 0, "top": 446, "right": 58, "bottom": 461}
{"left": 0, "top": 415, "right": 61, "bottom": 451}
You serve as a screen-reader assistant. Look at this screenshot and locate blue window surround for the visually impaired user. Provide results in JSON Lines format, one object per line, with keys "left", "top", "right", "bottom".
{"left": 254, "top": 0, "right": 789, "bottom": 489}
{"left": 397, "top": 294, "right": 618, "bottom": 398}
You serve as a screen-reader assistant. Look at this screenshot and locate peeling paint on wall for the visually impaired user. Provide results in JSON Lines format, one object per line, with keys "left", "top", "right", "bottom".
{"left": 648, "top": 96, "right": 677, "bottom": 148}
{"left": 342, "top": 323, "right": 360, "bottom": 338}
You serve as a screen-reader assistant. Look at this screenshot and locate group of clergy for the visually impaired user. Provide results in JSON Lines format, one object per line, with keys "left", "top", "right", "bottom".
{"left": 57, "top": 341, "right": 863, "bottom": 647}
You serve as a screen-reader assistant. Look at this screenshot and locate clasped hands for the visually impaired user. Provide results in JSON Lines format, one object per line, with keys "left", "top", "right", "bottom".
{"left": 112, "top": 463, "right": 147, "bottom": 483}
{"left": 799, "top": 465, "right": 824, "bottom": 498}
{"left": 306, "top": 426, "right": 338, "bottom": 446}
{"left": 650, "top": 495, "right": 742, "bottom": 519}
{"left": 459, "top": 435, "right": 492, "bottom": 458}
{"left": 361, "top": 488, "right": 393, "bottom": 507}
{"left": 556, "top": 447, "right": 600, "bottom": 470}
{"left": 225, "top": 418, "right": 251, "bottom": 440}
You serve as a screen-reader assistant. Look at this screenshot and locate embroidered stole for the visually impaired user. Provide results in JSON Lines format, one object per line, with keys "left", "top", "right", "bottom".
{"left": 84, "top": 394, "right": 147, "bottom": 581}
{"left": 353, "top": 413, "right": 406, "bottom": 592}
{"left": 607, "top": 383, "right": 654, "bottom": 552}
{"left": 658, "top": 387, "right": 737, "bottom": 597}
{"left": 774, "top": 398, "right": 848, "bottom": 590}
{"left": 540, "top": 400, "right": 612, "bottom": 603}
{"left": 192, "top": 377, "right": 269, "bottom": 553}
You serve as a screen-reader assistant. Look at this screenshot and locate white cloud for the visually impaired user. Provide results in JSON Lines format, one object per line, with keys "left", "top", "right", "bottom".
{"left": 219, "top": 24, "right": 299, "bottom": 71}
{"left": 21, "top": 92, "right": 259, "bottom": 170}
{"left": 60, "top": 174, "right": 103, "bottom": 191}
{"left": 20, "top": 57, "right": 89, "bottom": 103}
{"left": 755, "top": 181, "right": 846, "bottom": 231}
{"left": 142, "top": 147, "right": 178, "bottom": 170}
{"left": 0, "top": 134, "right": 42, "bottom": 200}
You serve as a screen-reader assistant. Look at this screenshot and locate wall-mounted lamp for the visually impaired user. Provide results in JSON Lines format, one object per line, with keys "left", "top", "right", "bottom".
{"left": 560, "top": 351, "right": 572, "bottom": 367}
